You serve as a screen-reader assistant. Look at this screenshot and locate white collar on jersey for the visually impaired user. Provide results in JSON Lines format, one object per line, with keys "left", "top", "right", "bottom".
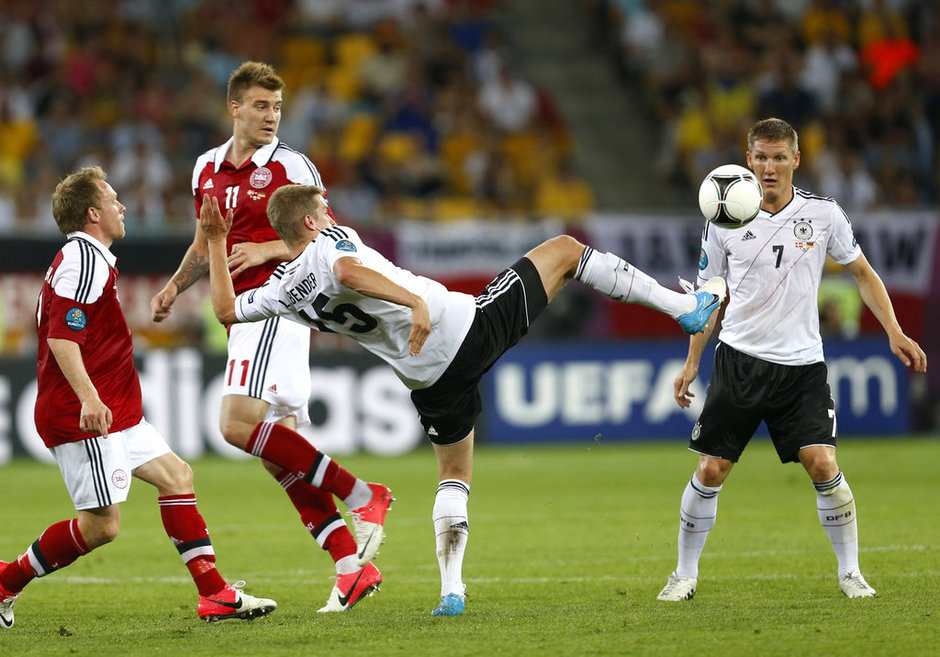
{"left": 213, "top": 136, "right": 280, "bottom": 173}
{"left": 66, "top": 231, "right": 118, "bottom": 268}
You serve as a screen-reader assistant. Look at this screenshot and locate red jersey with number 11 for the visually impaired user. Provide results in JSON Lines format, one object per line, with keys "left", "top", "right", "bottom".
{"left": 192, "top": 136, "right": 324, "bottom": 294}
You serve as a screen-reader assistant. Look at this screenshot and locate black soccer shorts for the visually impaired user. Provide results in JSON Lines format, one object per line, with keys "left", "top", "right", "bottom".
{"left": 411, "top": 257, "right": 548, "bottom": 446}
{"left": 689, "top": 343, "right": 837, "bottom": 463}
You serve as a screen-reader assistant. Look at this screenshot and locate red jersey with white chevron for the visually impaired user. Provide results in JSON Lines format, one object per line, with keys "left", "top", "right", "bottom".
{"left": 35, "top": 232, "right": 143, "bottom": 447}
{"left": 192, "top": 136, "right": 324, "bottom": 294}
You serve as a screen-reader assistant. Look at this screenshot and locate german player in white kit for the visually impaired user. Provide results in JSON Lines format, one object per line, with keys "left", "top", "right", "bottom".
{"left": 199, "top": 183, "right": 728, "bottom": 615}
{"left": 0, "top": 166, "right": 276, "bottom": 628}
{"left": 656, "top": 118, "right": 927, "bottom": 603}
{"left": 149, "top": 62, "right": 391, "bottom": 613}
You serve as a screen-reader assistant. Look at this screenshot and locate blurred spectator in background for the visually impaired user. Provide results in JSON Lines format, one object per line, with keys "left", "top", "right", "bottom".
{"left": 534, "top": 157, "right": 596, "bottom": 222}
{"left": 591, "top": 0, "right": 938, "bottom": 208}
{"left": 477, "top": 63, "right": 537, "bottom": 133}
{"left": 2, "top": 0, "right": 938, "bottom": 234}
{"left": 0, "top": 0, "right": 581, "bottom": 233}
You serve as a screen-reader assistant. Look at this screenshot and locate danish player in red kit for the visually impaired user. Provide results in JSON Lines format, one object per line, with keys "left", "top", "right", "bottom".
{"left": 150, "top": 61, "right": 391, "bottom": 612}
{"left": 0, "top": 166, "right": 276, "bottom": 628}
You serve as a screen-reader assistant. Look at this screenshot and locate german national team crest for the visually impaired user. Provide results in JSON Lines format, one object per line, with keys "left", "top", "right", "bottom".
{"left": 250, "top": 166, "right": 273, "bottom": 188}
{"left": 793, "top": 220, "right": 813, "bottom": 240}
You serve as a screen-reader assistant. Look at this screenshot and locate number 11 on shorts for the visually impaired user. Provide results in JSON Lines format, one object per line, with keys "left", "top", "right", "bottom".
{"left": 228, "top": 359, "right": 250, "bottom": 386}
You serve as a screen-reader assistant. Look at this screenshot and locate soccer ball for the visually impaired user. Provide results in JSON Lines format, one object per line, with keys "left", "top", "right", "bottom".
{"left": 698, "top": 164, "right": 763, "bottom": 228}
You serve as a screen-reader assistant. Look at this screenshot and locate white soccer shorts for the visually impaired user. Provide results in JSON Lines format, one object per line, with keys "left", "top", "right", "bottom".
{"left": 52, "top": 418, "right": 172, "bottom": 510}
{"left": 224, "top": 317, "right": 312, "bottom": 425}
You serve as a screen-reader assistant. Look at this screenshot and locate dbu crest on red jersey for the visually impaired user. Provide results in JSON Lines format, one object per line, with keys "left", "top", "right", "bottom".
{"left": 250, "top": 167, "right": 273, "bottom": 188}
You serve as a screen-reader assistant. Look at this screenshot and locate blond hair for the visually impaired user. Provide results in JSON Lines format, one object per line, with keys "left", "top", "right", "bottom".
{"left": 52, "top": 166, "right": 107, "bottom": 235}
{"left": 227, "top": 61, "right": 284, "bottom": 104}
{"left": 267, "top": 184, "right": 325, "bottom": 246}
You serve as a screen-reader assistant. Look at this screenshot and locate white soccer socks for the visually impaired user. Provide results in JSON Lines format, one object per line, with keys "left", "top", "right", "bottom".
{"left": 575, "top": 248, "right": 696, "bottom": 317}
{"left": 815, "top": 471, "right": 860, "bottom": 577}
{"left": 676, "top": 474, "right": 721, "bottom": 579}
{"left": 433, "top": 479, "right": 470, "bottom": 598}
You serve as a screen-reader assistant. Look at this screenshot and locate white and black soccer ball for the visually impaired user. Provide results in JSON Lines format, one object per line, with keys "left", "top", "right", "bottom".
{"left": 698, "top": 164, "right": 763, "bottom": 228}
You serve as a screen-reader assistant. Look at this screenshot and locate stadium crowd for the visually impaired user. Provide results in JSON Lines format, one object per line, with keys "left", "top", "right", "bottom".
{"left": 587, "top": 0, "right": 940, "bottom": 212}
{"left": 0, "top": 0, "right": 590, "bottom": 235}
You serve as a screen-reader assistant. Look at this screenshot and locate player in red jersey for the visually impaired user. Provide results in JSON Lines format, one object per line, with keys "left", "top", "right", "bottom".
{"left": 149, "top": 62, "right": 391, "bottom": 612}
{"left": 0, "top": 166, "right": 277, "bottom": 629}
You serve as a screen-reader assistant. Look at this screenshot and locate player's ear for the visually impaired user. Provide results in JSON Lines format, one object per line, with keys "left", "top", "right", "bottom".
{"left": 793, "top": 150, "right": 801, "bottom": 170}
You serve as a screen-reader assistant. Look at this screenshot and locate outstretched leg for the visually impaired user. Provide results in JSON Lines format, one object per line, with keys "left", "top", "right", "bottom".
{"left": 523, "top": 236, "right": 724, "bottom": 334}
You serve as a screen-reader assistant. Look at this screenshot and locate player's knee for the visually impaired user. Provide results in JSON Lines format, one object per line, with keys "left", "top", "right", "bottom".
{"left": 219, "top": 417, "right": 253, "bottom": 449}
{"left": 806, "top": 457, "right": 838, "bottom": 482}
{"left": 98, "top": 519, "right": 120, "bottom": 546}
{"left": 166, "top": 459, "right": 195, "bottom": 491}
{"left": 82, "top": 516, "right": 121, "bottom": 549}
{"left": 696, "top": 458, "right": 731, "bottom": 487}
{"left": 548, "top": 235, "right": 584, "bottom": 268}
{"left": 801, "top": 447, "right": 838, "bottom": 481}
{"left": 261, "top": 459, "right": 283, "bottom": 477}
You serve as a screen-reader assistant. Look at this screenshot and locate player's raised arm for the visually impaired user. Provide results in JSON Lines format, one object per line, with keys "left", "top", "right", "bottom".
{"left": 199, "top": 194, "right": 239, "bottom": 325}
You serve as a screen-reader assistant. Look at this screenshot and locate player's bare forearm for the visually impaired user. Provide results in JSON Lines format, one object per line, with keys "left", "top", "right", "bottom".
{"left": 47, "top": 338, "right": 112, "bottom": 436}
{"left": 207, "top": 238, "right": 238, "bottom": 324}
{"left": 199, "top": 194, "right": 238, "bottom": 324}
{"left": 171, "top": 219, "right": 212, "bottom": 293}
{"left": 151, "top": 228, "right": 210, "bottom": 322}
{"left": 675, "top": 310, "right": 719, "bottom": 407}
{"left": 48, "top": 338, "right": 98, "bottom": 404}
{"left": 334, "top": 257, "right": 420, "bottom": 309}
{"left": 685, "top": 312, "right": 716, "bottom": 368}
{"left": 171, "top": 246, "right": 210, "bottom": 294}
{"left": 334, "top": 257, "right": 431, "bottom": 354}
{"left": 848, "top": 254, "right": 927, "bottom": 371}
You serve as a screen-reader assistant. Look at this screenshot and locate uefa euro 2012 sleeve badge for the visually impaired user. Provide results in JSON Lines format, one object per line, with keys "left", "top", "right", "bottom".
{"left": 65, "top": 308, "right": 87, "bottom": 330}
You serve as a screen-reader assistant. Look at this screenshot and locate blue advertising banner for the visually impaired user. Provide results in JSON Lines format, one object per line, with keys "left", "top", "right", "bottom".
{"left": 481, "top": 338, "right": 909, "bottom": 444}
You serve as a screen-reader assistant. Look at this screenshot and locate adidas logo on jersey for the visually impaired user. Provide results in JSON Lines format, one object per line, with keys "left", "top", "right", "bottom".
{"left": 202, "top": 179, "right": 214, "bottom": 190}
{"left": 741, "top": 230, "right": 757, "bottom": 241}
{"left": 267, "top": 384, "right": 277, "bottom": 393}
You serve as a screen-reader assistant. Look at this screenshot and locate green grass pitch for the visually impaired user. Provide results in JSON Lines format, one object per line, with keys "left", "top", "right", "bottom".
{"left": 0, "top": 436, "right": 937, "bottom": 656}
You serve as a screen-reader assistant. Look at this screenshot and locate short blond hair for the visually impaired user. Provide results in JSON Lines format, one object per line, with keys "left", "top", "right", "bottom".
{"left": 52, "top": 166, "right": 107, "bottom": 235}
{"left": 227, "top": 61, "right": 284, "bottom": 104}
{"left": 267, "top": 184, "right": 326, "bottom": 246}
